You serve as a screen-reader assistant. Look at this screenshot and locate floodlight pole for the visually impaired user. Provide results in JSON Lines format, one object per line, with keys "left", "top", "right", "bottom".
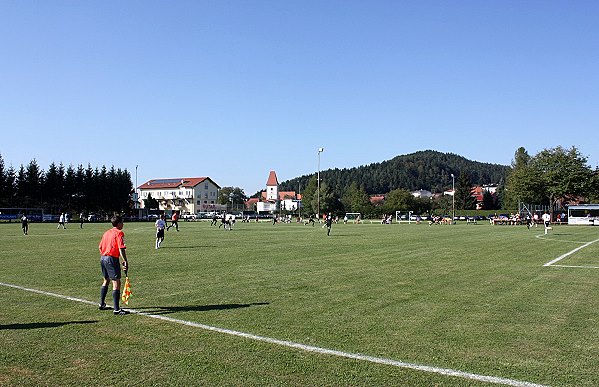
{"left": 451, "top": 173, "right": 455, "bottom": 224}
{"left": 317, "top": 147, "right": 324, "bottom": 218}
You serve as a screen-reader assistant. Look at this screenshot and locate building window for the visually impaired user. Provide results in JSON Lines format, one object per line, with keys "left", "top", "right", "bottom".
{"left": 197, "top": 200, "right": 201, "bottom": 205}
{"left": 205, "top": 183, "right": 208, "bottom": 189}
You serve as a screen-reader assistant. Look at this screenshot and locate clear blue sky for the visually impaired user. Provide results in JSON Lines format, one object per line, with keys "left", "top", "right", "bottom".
{"left": 1, "top": 1, "right": 597, "bottom": 195}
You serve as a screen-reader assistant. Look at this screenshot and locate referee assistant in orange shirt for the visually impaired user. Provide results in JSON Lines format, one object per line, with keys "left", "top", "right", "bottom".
{"left": 98, "top": 215, "right": 129, "bottom": 315}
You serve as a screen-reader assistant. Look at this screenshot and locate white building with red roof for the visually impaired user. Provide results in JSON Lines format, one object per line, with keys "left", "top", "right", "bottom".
{"left": 138, "top": 177, "right": 221, "bottom": 214}
{"left": 249, "top": 171, "right": 301, "bottom": 213}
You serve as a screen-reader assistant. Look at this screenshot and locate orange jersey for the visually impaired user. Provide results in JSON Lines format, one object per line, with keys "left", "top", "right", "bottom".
{"left": 172, "top": 213, "right": 178, "bottom": 221}
{"left": 99, "top": 227, "right": 126, "bottom": 257}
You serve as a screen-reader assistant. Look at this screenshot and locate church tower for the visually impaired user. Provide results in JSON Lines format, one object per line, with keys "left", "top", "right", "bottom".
{"left": 266, "top": 170, "right": 279, "bottom": 201}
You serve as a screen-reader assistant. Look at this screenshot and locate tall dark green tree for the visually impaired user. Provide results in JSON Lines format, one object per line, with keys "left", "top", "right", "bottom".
{"left": 532, "top": 146, "right": 594, "bottom": 214}
{"left": 144, "top": 193, "right": 159, "bottom": 210}
{"left": 481, "top": 190, "right": 496, "bottom": 210}
{"left": 505, "top": 147, "right": 544, "bottom": 208}
{"left": 16, "top": 165, "right": 27, "bottom": 206}
{"left": 314, "top": 181, "right": 335, "bottom": 215}
{"left": 299, "top": 176, "right": 317, "bottom": 215}
{"left": 0, "top": 154, "right": 6, "bottom": 206}
{"left": 0, "top": 154, "right": 133, "bottom": 213}
{"left": 454, "top": 172, "right": 477, "bottom": 210}
{"left": 342, "top": 182, "right": 371, "bottom": 215}
{"left": 4, "top": 166, "right": 16, "bottom": 207}
{"left": 64, "top": 164, "right": 77, "bottom": 210}
{"left": 43, "top": 162, "right": 64, "bottom": 212}
{"left": 383, "top": 188, "right": 415, "bottom": 213}
{"left": 218, "top": 187, "right": 248, "bottom": 208}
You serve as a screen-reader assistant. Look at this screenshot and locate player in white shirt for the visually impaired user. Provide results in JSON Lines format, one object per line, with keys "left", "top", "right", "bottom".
{"left": 155, "top": 214, "right": 167, "bottom": 249}
{"left": 542, "top": 211, "right": 551, "bottom": 234}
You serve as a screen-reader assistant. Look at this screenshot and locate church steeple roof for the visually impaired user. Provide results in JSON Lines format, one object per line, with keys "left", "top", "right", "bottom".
{"left": 266, "top": 170, "right": 278, "bottom": 186}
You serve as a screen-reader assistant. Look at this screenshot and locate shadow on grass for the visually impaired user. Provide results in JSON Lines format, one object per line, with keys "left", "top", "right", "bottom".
{"left": 137, "top": 302, "right": 269, "bottom": 315}
{"left": 162, "top": 245, "right": 219, "bottom": 249}
{"left": 0, "top": 320, "right": 98, "bottom": 330}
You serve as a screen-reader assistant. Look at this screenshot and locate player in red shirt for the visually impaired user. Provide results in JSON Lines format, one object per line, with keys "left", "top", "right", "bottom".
{"left": 167, "top": 211, "right": 179, "bottom": 231}
{"left": 98, "top": 215, "right": 129, "bottom": 315}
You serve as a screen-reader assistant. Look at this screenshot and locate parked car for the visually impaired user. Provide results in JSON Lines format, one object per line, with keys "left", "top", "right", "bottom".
{"left": 181, "top": 213, "right": 197, "bottom": 221}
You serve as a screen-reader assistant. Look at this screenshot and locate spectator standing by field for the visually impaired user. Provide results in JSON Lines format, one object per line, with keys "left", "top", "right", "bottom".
{"left": 80, "top": 212, "right": 85, "bottom": 228}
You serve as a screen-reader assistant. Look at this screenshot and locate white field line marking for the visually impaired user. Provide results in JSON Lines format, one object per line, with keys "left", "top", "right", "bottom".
{"left": 543, "top": 238, "right": 599, "bottom": 267}
{"left": 0, "top": 282, "right": 548, "bottom": 387}
{"left": 535, "top": 235, "right": 589, "bottom": 244}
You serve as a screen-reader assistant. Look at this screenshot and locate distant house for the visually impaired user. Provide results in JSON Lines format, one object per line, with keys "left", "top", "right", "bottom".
{"left": 471, "top": 186, "right": 485, "bottom": 203}
{"left": 412, "top": 189, "right": 432, "bottom": 199}
{"left": 138, "top": 177, "right": 221, "bottom": 214}
{"left": 370, "top": 194, "right": 386, "bottom": 205}
{"left": 246, "top": 171, "right": 301, "bottom": 213}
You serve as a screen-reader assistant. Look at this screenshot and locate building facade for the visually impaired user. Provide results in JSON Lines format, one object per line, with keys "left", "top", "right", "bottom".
{"left": 138, "top": 177, "right": 221, "bottom": 214}
{"left": 248, "top": 171, "right": 301, "bottom": 213}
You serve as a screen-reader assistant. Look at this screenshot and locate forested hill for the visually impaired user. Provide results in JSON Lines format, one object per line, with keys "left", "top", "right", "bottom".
{"left": 278, "top": 150, "right": 511, "bottom": 195}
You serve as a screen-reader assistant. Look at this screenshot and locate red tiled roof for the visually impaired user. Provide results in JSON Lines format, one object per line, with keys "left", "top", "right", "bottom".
{"left": 259, "top": 190, "right": 298, "bottom": 201}
{"left": 245, "top": 198, "right": 260, "bottom": 208}
{"left": 370, "top": 195, "right": 385, "bottom": 204}
{"left": 471, "top": 186, "right": 485, "bottom": 202}
{"left": 138, "top": 177, "right": 220, "bottom": 190}
{"left": 266, "top": 171, "right": 278, "bottom": 186}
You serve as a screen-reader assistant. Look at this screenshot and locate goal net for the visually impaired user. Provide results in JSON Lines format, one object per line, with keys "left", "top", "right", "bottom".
{"left": 344, "top": 213, "right": 362, "bottom": 223}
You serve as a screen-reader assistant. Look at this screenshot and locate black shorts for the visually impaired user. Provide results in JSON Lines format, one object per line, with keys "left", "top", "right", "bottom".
{"left": 101, "top": 255, "right": 121, "bottom": 280}
{"left": 156, "top": 229, "right": 165, "bottom": 238}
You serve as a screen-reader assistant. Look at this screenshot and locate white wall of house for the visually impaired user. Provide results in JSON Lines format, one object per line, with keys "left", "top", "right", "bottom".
{"left": 140, "top": 180, "right": 220, "bottom": 213}
{"left": 266, "top": 184, "right": 278, "bottom": 201}
{"left": 257, "top": 201, "right": 277, "bottom": 212}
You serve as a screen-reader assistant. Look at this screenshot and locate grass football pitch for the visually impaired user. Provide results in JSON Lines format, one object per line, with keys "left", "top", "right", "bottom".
{"left": 1, "top": 219, "right": 599, "bottom": 386}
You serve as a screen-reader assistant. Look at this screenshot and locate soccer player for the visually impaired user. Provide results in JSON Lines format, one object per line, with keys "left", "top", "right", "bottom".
{"left": 98, "top": 215, "right": 129, "bottom": 315}
{"left": 21, "top": 214, "right": 28, "bottom": 235}
{"left": 167, "top": 211, "right": 179, "bottom": 231}
{"left": 325, "top": 212, "right": 333, "bottom": 236}
{"left": 57, "top": 213, "right": 66, "bottom": 229}
{"left": 155, "top": 214, "right": 167, "bottom": 249}
{"left": 542, "top": 211, "right": 551, "bottom": 235}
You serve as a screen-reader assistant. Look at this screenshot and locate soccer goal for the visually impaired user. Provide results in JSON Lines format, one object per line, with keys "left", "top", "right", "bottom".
{"left": 395, "top": 211, "right": 414, "bottom": 224}
{"left": 344, "top": 213, "right": 362, "bottom": 224}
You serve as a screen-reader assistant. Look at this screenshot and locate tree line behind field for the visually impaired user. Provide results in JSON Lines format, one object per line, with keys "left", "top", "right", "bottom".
{"left": 281, "top": 150, "right": 510, "bottom": 195}
{"left": 3, "top": 147, "right": 596, "bottom": 219}
{"left": 277, "top": 148, "right": 599, "bottom": 217}
{"left": 277, "top": 150, "right": 510, "bottom": 216}
{"left": 0, "top": 154, "right": 132, "bottom": 215}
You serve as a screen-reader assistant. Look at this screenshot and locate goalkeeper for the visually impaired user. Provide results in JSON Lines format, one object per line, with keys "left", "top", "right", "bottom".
{"left": 98, "top": 215, "right": 129, "bottom": 315}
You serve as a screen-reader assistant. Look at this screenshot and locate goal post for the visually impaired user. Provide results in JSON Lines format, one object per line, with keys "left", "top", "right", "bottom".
{"left": 395, "top": 211, "right": 414, "bottom": 224}
{"left": 344, "top": 212, "right": 362, "bottom": 224}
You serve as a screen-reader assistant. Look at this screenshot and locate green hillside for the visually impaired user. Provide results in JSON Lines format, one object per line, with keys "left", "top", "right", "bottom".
{"left": 279, "top": 150, "right": 510, "bottom": 195}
